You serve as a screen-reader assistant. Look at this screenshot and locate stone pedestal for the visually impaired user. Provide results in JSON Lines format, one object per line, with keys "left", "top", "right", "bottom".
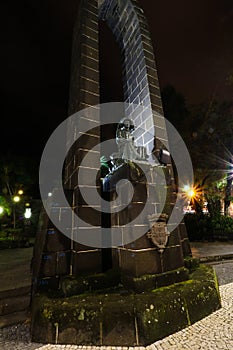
{"left": 103, "top": 161, "right": 187, "bottom": 290}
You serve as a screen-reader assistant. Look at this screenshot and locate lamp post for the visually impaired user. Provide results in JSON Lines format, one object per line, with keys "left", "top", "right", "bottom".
{"left": 12, "top": 195, "right": 21, "bottom": 229}
{"left": 12, "top": 190, "right": 23, "bottom": 229}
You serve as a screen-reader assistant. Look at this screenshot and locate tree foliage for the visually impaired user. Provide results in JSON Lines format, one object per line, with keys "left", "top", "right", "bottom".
{"left": 161, "top": 85, "right": 233, "bottom": 215}
{"left": 0, "top": 154, "right": 39, "bottom": 197}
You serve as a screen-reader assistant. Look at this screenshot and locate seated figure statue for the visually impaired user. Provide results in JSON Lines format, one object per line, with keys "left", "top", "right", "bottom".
{"left": 108, "top": 117, "right": 149, "bottom": 172}
{"left": 116, "top": 118, "right": 142, "bottom": 161}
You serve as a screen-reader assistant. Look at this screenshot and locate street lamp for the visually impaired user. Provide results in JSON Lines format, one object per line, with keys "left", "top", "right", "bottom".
{"left": 13, "top": 195, "right": 20, "bottom": 203}
{"left": 24, "top": 208, "right": 31, "bottom": 219}
{"left": 12, "top": 195, "right": 21, "bottom": 228}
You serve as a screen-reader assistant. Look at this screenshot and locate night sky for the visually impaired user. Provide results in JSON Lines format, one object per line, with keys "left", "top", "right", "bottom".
{"left": 1, "top": 0, "right": 232, "bottom": 159}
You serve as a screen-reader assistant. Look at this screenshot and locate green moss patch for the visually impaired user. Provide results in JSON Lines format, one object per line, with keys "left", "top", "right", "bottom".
{"left": 122, "top": 267, "right": 189, "bottom": 292}
{"left": 60, "top": 269, "right": 121, "bottom": 297}
{"left": 31, "top": 264, "right": 221, "bottom": 346}
{"left": 184, "top": 256, "right": 200, "bottom": 271}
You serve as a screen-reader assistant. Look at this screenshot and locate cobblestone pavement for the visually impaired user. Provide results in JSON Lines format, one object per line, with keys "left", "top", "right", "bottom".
{"left": 1, "top": 262, "right": 233, "bottom": 350}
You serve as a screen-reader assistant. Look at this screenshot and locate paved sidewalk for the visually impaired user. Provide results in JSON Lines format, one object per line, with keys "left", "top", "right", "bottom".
{"left": 190, "top": 241, "right": 233, "bottom": 259}
{"left": 0, "top": 247, "right": 33, "bottom": 293}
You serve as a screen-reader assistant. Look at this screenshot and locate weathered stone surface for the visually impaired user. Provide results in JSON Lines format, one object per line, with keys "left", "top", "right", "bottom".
{"left": 121, "top": 267, "right": 189, "bottom": 292}
{"left": 31, "top": 265, "right": 221, "bottom": 346}
{"left": 60, "top": 270, "right": 121, "bottom": 297}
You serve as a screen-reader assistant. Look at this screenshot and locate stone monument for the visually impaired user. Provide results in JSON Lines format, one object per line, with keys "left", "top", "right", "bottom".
{"left": 31, "top": 0, "right": 221, "bottom": 346}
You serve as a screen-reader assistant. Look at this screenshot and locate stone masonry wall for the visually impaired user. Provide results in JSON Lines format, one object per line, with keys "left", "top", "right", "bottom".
{"left": 99, "top": 0, "right": 168, "bottom": 156}
{"left": 65, "top": 0, "right": 102, "bottom": 272}
{"left": 61, "top": 0, "right": 189, "bottom": 277}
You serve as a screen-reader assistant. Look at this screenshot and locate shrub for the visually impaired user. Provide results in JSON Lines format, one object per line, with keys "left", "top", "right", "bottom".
{"left": 185, "top": 213, "right": 233, "bottom": 241}
{"left": 212, "top": 215, "right": 233, "bottom": 240}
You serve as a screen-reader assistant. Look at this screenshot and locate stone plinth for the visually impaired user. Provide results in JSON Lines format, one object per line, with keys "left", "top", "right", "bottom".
{"left": 31, "top": 264, "right": 221, "bottom": 346}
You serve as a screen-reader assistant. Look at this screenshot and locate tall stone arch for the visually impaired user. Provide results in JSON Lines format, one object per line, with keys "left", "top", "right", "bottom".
{"left": 69, "top": 0, "right": 168, "bottom": 153}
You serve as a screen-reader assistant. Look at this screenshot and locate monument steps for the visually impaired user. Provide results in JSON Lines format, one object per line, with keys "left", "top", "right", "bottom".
{"left": 0, "top": 310, "right": 30, "bottom": 328}
{"left": 0, "top": 285, "right": 31, "bottom": 328}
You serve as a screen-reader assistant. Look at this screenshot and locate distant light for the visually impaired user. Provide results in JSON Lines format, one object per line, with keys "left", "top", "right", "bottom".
{"left": 18, "top": 190, "right": 24, "bottom": 195}
{"left": 48, "top": 192, "right": 53, "bottom": 197}
{"left": 187, "top": 189, "right": 195, "bottom": 198}
{"left": 192, "top": 131, "right": 198, "bottom": 138}
{"left": 25, "top": 202, "right": 30, "bottom": 207}
{"left": 0, "top": 206, "right": 4, "bottom": 215}
{"left": 183, "top": 185, "right": 196, "bottom": 198}
{"left": 13, "top": 196, "right": 20, "bottom": 203}
{"left": 208, "top": 127, "right": 214, "bottom": 134}
{"left": 24, "top": 208, "right": 32, "bottom": 219}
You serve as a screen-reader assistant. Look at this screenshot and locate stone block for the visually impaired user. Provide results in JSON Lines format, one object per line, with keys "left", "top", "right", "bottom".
{"left": 119, "top": 248, "right": 162, "bottom": 277}
{"left": 131, "top": 181, "right": 148, "bottom": 203}
{"left": 81, "top": 23, "right": 98, "bottom": 40}
{"left": 31, "top": 294, "right": 102, "bottom": 345}
{"left": 184, "top": 266, "right": 221, "bottom": 324}
{"left": 80, "top": 74, "right": 99, "bottom": 92}
{"left": 122, "top": 267, "right": 189, "bottom": 292}
{"left": 80, "top": 89, "right": 99, "bottom": 105}
{"left": 71, "top": 250, "right": 102, "bottom": 274}
{"left": 124, "top": 232, "right": 153, "bottom": 250}
{"left": 37, "top": 277, "right": 60, "bottom": 291}
{"left": 75, "top": 148, "right": 100, "bottom": 167}
{"left": 56, "top": 251, "right": 71, "bottom": 275}
{"left": 74, "top": 185, "right": 101, "bottom": 206}
{"left": 155, "top": 126, "right": 168, "bottom": 141}
{"left": 181, "top": 237, "right": 192, "bottom": 257}
{"left": 135, "top": 289, "right": 188, "bottom": 345}
{"left": 59, "top": 208, "right": 73, "bottom": 230}
{"left": 117, "top": 202, "right": 149, "bottom": 225}
{"left": 77, "top": 205, "right": 101, "bottom": 226}
{"left": 60, "top": 270, "right": 121, "bottom": 297}
{"left": 80, "top": 65, "right": 99, "bottom": 82}
{"left": 179, "top": 221, "right": 189, "bottom": 239}
{"left": 77, "top": 167, "right": 100, "bottom": 186}
{"left": 74, "top": 133, "right": 100, "bottom": 151}
{"left": 45, "top": 229, "right": 71, "bottom": 252}
{"left": 167, "top": 228, "right": 182, "bottom": 246}
{"left": 150, "top": 93, "right": 163, "bottom": 108}
{"left": 162, "top": 245, "right": 184, "bottom": 272}
{"left": 102, "top": 294, "right": 137, "bottom": 346}
{"left": 143, "top": 48, "right": 155, "bottom": 63}
{"left": 40, "top": 253, "right": 56, "bottom": 277}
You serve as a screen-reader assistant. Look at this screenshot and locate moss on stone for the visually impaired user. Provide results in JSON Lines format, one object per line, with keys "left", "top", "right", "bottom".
{"left": 31, "top": 264, "right": 221, "bottom": 346}
{"left": 184, "top": 256, "right": 200, "bottom": 271}
{"left": 60, "top": 269, "right": 121, "bottom": 297}
{"left": 122, "top": 266, "right": 189, "bottom": 292}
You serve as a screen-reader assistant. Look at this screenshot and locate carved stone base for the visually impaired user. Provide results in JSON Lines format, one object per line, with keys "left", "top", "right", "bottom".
{"left": 121, "top": 267, "right": 189, "bottom": 293}
{"left": 31, "top": 265, "right": 221, "bottom": 346}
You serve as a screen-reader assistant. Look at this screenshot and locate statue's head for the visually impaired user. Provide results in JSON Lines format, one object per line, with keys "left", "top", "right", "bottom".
{"left": 118, "top": 118, "right": 135, "bottom": 132}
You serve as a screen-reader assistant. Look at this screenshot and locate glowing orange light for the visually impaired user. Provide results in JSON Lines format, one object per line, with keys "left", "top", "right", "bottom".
{"left": 187, "top": 189, "right": 195, "bottom": 198}
{"left": 182, "top": 184, "right": 202, "bottom": 201}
